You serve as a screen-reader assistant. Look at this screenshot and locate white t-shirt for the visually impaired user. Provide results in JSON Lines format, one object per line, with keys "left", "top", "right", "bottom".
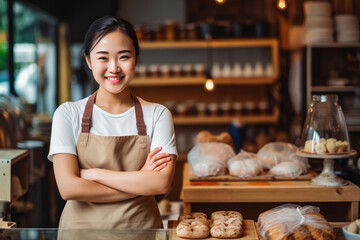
{"left": 48, "top": 96, "right": 177, "bottom": 161}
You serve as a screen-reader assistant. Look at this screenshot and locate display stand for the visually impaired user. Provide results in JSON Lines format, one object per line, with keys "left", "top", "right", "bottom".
{"left": 296, "top": 149, "right": 357, "bottom": 187}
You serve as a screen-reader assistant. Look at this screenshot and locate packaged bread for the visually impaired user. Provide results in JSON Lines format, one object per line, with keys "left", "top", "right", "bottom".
{"left": 258, "top": 204, "right": 336, "bottom": 240}
{"left": 227, "top": 150, "right": 264, "bottom": 178}
{"left": 257, "top": 143, "right": 303, "bottom": 170}
{"left": 188, "top": 142, "right": 235, "bottom": 177}
{"left": 269, "top": 160, "right": 309, "bottom": 177}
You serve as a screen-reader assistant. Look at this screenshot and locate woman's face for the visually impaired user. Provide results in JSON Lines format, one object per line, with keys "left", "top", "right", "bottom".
{"left": 85, "top": 30, "right": 137, "bottom": 95}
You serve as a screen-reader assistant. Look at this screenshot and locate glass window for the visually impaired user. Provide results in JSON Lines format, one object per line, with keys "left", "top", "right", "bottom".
{"left": 0, "top": 0, "right": 8, "bottom": 94}
{"left": 13, "top": 2, "right": 57, "bottom": 114}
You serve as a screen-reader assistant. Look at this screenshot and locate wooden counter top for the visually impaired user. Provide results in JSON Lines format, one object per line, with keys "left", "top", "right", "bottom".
{"left": 181, "top": 163, "right": 360, "bottom": 221}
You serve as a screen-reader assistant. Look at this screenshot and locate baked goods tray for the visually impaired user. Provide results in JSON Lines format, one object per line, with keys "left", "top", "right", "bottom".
{"left": 168, "top": 220, "right": 259, "bottom": 240}
{"left": 189, "top": 169, "right": 316, "bottom": 182}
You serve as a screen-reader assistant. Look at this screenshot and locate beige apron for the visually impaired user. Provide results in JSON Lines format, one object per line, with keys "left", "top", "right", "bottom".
{"left": 58, "top": 91, "right": 163, "bottom": 229}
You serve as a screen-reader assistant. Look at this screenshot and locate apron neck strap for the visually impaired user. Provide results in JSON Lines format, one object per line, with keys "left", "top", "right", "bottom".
{"left": 81, "top": 90, "right": 97, "bottom": 133}
{"left": 133, "top": 95, "right": 147, "bottom": 136}
{"left": 81, "top": 90, "right": 147, "bottom": 135}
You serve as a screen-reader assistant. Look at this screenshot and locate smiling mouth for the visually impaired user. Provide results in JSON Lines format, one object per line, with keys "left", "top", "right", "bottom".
{"left": 105, "top": 76, "right": 125, "bottom": 83}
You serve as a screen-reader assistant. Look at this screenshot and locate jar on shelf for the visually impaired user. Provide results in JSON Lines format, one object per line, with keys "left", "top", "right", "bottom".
{"left": 160, "top": 64, "right": 171, "bottom": 77}
{"left": 194, "top": 64, "right": 206, "bottom": 77}
{"left": 183, "top": 64, "right": 194, "bottom": 77}
{"left": 258, "top": 100, "right": 270, "bottom": 114}
{"left": 244, "top": 101, "right": 256, "bottom": 115}
{"left": 137, "top": 65, "right": 148, "bottom": 78}
{"left": 208, "top": 102, "right": 219, "bottom": 116}
{"left": 300, "top": 94, "right": 351, "bottom": 154}
{"left": 148, "top": 64, "right": 160, "bottom": 77}
{"left": 232, "top": 102, "right": 243, "bottom": 115}
{"left": 134, "top": 24, "right": 145, "bottom": 41}
{"left": 164, "top": 20, "right": 177, "bottom": 41}
{"left": 186, "top": 23, "right": 198, "bottom": 40}
{"left": 220, "top": 102, "right": 232, "bottom": 115}
{"left": 196, "top": 102, "right": 207, "bottom": 116}
{"left": 172, "top": 64, "right": 183, "bottom": 77}
{"left": 178, "top": 24, "right": 187, "bottom": 40}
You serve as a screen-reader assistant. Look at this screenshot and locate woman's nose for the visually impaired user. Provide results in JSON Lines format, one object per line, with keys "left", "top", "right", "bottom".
{"left": 109, "top": 60, "right": 121, "bottom": 73}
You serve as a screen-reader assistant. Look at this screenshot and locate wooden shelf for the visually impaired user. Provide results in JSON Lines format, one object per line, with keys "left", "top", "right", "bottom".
{"left": 173, "top": 107, "right": 279, "bottom": 125}
{"left": 139, "top": 38, "right": 278, "bottom": 49}
{"left": 130, "top": 76, "right": 277, "bottom": 86}
{"left": 307, "top": 42, "right": 360, "bottom": 48}
{"left": 312, "top": 86, "right": 355, "bottom": 92}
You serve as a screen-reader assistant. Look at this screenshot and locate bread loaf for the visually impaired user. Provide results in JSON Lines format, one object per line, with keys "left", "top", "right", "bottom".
{"left": 210, "top": 211, "right": 243, "bottom": 238}
{"left": 176, "top": 219, "right": 210, "bottom": 239}
{"left": 196, "top": 130, "right": 233, "bottom": 147}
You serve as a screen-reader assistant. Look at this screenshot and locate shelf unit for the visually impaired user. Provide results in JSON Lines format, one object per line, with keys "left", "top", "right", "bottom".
{"left": 304, "top": 43, "right": 360, "bottom": 138}
{"left": 131, "top": 38, "right": 280, "bottom": 125}
{"left": 173, "top": 106, "right": 280, "bottom": 125}
{"left": 131, "top": 76, "right": 278, "bottom": 86}
{"left": 305, "top": 43, "right": 360, "bottom": 107}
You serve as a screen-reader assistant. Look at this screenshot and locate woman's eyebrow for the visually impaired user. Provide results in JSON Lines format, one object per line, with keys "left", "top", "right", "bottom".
{"left": 95, "top": 50, "right": 131, "bottom": 54}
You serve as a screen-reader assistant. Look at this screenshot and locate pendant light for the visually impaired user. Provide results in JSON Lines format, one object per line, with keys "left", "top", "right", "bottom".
{"left": 215, "top": 0, "right": 226, "bottom": 4}
{"left": 205, "top": 33, "right": 215, "bottom": 92}
{"left": 277, "top": 0, "right": 287, "bottom": 10}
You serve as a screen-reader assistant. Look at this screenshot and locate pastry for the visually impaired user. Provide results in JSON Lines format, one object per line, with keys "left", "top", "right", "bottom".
{"left": 304, "top": 225, "right": 336, "bottom": 240}
{"left": 290, "top": 226, "right": 313, "bottom": 240}
{"left": 210, "top": 223, "right": 243, "bottom": 238}
{"left": 176, "top": 219, "right": 210, "bottom": 239}
{"left": 211, "top": 211, "right": 243, "bottom": 220}
{"left": 210, "top": 215, "right": 243, "bottom": 238}
{"left": 196, "top": 130, "right": 233, "bottom": 147}
{"left": 304, "top": 138, "right": 350, "bottom": 153}
{"left": 179, "top": 212, "right": 208, "bottom": 221}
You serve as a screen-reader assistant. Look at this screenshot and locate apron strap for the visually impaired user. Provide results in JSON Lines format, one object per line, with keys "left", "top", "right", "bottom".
{"left": 133, "top": 96, "right": 147, "bottom": 136}
{"left": 81, "top": 90, "right": 147, "bottom": 135}
{"left": 81, "top": 91, "right": 97, "bottom": 133}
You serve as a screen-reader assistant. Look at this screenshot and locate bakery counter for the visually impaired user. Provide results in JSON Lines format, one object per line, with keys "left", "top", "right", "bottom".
{"left": 0, "top": 228, "right": 168, "bottom": 239}
{"left": 181, "top": 163, "right": 360, "bottom": 222}
{"left": 0, "top": 227, "right": 347, "bottom": 240}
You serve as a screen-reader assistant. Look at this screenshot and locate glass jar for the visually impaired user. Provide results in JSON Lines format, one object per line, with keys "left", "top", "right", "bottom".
{"left": 300, "top": 94, "right": 350, "bottom": 154}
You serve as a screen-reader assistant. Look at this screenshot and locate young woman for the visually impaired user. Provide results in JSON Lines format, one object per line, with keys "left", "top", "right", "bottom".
{"left": 48, "top": 16, "right": 177, "bottom": 229}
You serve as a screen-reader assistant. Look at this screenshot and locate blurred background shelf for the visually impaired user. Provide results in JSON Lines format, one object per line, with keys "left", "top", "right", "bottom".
{"left": 173, "top": 106, "right": 279, "bottom": 125}
{"left": 130, "top": 76, "right": 278, "bottom": 86}
{"left": 140, "top": 38, "right": 279, "bottom": 49}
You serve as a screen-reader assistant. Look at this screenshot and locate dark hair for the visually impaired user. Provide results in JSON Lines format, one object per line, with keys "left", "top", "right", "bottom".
{"left": 83, "top": 16, "right": 139, "bottom": 58}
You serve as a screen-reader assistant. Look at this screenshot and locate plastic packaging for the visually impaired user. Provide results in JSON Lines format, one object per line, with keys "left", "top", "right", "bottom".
{"left": 188, "top": 142, "right": 235, "bottom": 177}
{"left": 258, "top": 204, "right": 334, "bottom": 240}
{"left": 257, "top": 142, "right": 304, "bottom": 169}
{"left": 269, "top": 160, "right": 308, "bottom": 177}
{"left": 227, "top": 150, "right": 264, "bottom": 177}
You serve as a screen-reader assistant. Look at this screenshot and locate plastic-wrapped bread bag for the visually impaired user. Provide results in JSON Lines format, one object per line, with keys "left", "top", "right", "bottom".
{"left": 258, "top": 204, "right": 336, "bottom": 240}
{"left": 269, "top": 160, "right": 309, "bottom": 177}
{"left": 188, "top": 142, "right": 235, "bottom": 177}
{"left": 257, "top": 142, "right": 305, "bottom": 170}
{"left": 227, "top": 150, "right": 265, "bottom": 178}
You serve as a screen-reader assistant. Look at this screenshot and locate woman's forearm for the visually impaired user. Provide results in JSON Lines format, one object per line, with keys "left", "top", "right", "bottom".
{"left": 85, "top": 155, "right": 176, "bottom": 195}
{"left": 62, "top": 177, "right": 137, "bottom": 202}
{"left": 53, "top": 154, "right": 137, "bottom": 203}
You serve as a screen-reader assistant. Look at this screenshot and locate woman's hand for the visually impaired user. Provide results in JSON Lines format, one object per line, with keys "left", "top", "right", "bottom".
{"left": 141, "top": 147, "right": 171, "bottom": 171}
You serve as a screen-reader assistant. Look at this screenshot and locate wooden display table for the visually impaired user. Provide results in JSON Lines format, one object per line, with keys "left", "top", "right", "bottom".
{"left": 181, "top": 163, "right": 360, "bottom": 222}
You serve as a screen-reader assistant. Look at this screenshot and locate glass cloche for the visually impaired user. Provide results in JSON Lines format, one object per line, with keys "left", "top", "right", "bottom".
{"left": 299, "top": 94, "right": 351, "bottom": 154}
{"left": 297, "top": 94, "right": 356, "bottom": 187}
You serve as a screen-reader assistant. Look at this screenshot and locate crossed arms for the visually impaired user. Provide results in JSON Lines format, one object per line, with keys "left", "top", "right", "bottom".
{"left": 53, "top": 147, "right": 175, "bottom": 203}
